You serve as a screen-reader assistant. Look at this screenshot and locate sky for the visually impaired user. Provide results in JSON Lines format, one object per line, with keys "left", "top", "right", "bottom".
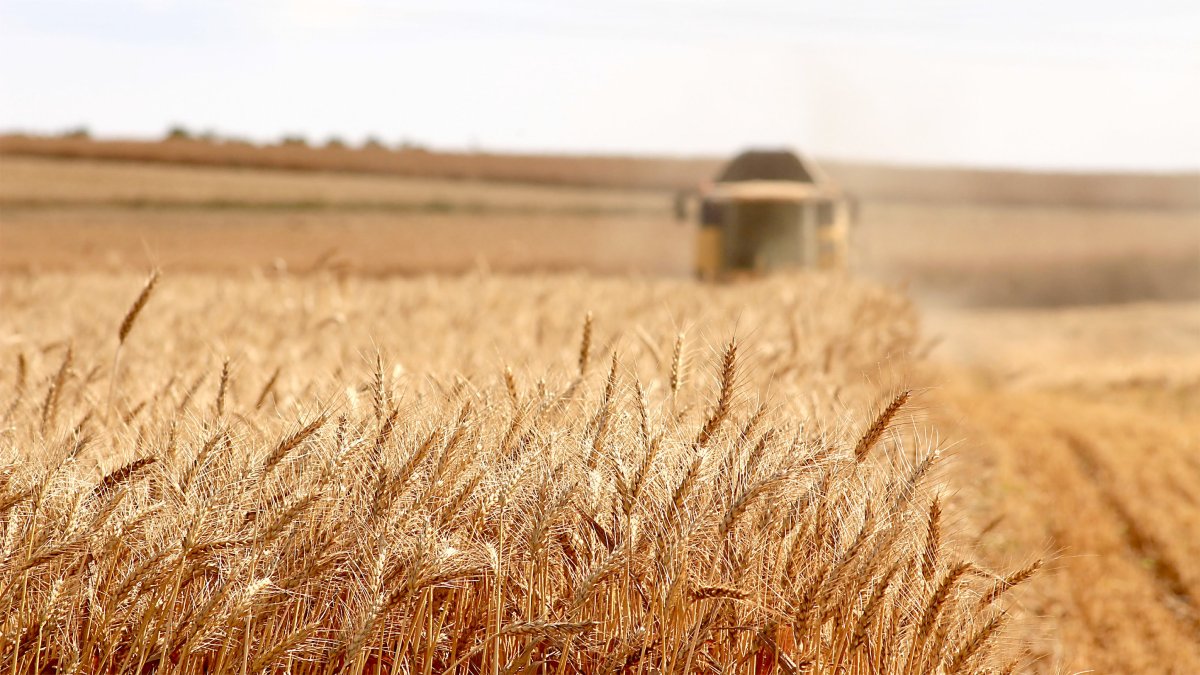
{"left": 1, "top": 0, "right": 1198, "bottom": 171}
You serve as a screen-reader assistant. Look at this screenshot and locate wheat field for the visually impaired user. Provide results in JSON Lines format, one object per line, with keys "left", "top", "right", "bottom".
{"left": 4, "top": 149, "right": 1199, "bottom": 673}
{"left": 0, "top": 271, "right": 1039, "bottom": 673}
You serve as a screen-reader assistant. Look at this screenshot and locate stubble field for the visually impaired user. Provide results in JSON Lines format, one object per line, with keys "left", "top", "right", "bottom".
{"left": 1, "top": 151, "right": 1199, "bottom": 673}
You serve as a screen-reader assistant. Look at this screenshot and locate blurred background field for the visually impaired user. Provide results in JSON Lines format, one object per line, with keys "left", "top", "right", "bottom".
{"left": 2, "top": 145, "right": 1197, "bottom": 307}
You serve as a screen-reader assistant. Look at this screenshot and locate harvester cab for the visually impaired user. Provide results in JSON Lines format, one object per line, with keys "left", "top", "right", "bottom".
{"left": 680, "top": 149, "right": 851, "bottom": 279}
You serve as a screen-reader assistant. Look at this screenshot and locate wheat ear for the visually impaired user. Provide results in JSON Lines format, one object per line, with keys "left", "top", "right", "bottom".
{"left": 854, "top": 389, "right": 910, "bottom": 462}
{"left": 578, "top": 312, "right": 594, "bottom": 377}
{"left": 978, "top": 559, "right": 1042, "bottom": 609}
{"left": 921, "top": 496, "right": 942, "bottom": 582}
{"left": 108, "top": 270, "right": 159, "bottom": 421}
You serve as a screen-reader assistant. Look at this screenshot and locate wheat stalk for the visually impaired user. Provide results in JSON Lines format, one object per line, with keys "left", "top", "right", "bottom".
{"left": 40, "top": 346, "right": 73, "bottom": 436}
{"left": 118, "top": 270, "right": 159, "bottom": 345}
{"left": 670, "top": 331, "right": 686, "bottom": 401}
{"left": 921, "top": 496, "right": 942, "bottom": 582}
{"left": 854, "top": 389, "right": 910, "bottom": 462}
{"left": 262, "top": 414, "right": 328, "bottom": 475}
{"left": 578, "top": 312, "right": 593, "bottom": 377}
{"left": 945, "top": 614, "right": 1005, "bottom": 674}
{"left": 214, "top": 358, "right": 231, "bottom": 417}
{"left": 108, "top": 270, "right": 159, "bottom": 421}
{"left": 92, "top": 456, "right": 156, "bottom": 500}
{"left": 978, "top": 559, "right": 1042, "bottom": 609}
{"left": 916, "top": 561, "right": 974, "bottom": 646}
{"left": 690, "top": 584, "right": 751, "bottom": 601}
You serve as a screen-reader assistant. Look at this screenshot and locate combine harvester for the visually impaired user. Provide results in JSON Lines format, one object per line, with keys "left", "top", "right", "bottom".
{"left": 680, "top": 149, "right": 852, "bottom": 278}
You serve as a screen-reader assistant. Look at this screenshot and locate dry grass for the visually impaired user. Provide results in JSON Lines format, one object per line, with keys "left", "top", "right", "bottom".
{"left": 0, "top": 271, "right": 1037, "bottom": 673}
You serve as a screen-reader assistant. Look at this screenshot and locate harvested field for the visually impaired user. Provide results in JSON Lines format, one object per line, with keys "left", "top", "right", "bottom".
{"left": 925, "top": 302, "right": 1200, "bottom": 672}
{"left": 4, "top": 136, "right": 1198, "bottom": 208}
{"left": 0, "top": 157, "right": 669, "bottom": 213}
{"left": 5, "top": 156, "right": 1199, "bottom": 307}
{"left": 0, "top": 136, "right": 717, "bottom": 192}
{"left": 0, "top": 209, "right": 689, "bottom": 276}
{"left": 853, "top": 201, "right": 1200, "bottom": 306}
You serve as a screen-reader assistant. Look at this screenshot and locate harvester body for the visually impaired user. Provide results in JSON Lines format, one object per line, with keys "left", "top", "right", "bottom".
{"left": 691, "top": 150, "right": 850, "bottom": 278}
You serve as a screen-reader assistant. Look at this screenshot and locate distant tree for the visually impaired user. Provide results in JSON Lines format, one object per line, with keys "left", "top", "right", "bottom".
{"left": 362, "top": 136, "right": 387, "bottom": 151}
{"left": 63, "top": 127, "right": 90, "bottom": 140}
{"left": 280, "top": 135, "right": 308, "bottom": 147}
{"left": 324, "top": 136, "right": 347, "bottom": 149}
{"left": 398, "top": 138, "right": 427, "bottom": 152}
{"left": 165, "top": 125, "right": 191, "bottom": 141}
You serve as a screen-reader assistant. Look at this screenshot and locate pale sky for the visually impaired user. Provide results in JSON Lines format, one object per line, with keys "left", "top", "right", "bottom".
{"left": 2, "top": 0, "right": 1198, "bottom": 171}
